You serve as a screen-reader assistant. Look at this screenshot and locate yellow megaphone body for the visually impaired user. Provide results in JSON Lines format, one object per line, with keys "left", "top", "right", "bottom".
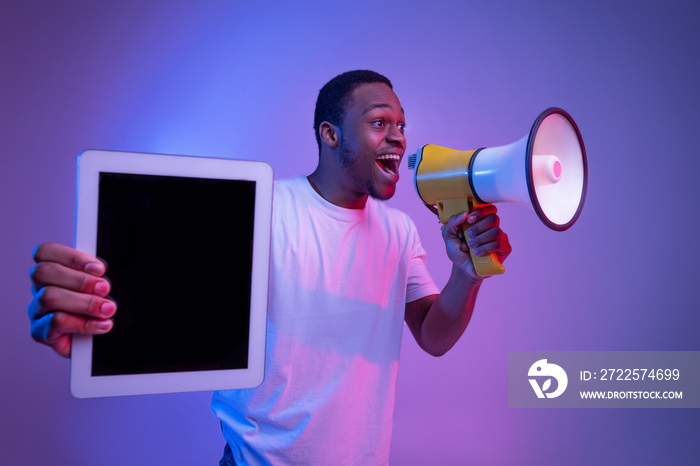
{"left": 408, "top": 107, "right": 587, "bottom": 277}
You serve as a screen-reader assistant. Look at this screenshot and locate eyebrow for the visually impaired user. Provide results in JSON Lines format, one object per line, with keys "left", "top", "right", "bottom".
{"left": 362, "top": 103, "right": 405, "bottom": 116}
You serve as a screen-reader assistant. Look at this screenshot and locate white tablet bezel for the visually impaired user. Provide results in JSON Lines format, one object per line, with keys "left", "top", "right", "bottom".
{"left": 71, "top": 149, "right": 272, "bottom": 398}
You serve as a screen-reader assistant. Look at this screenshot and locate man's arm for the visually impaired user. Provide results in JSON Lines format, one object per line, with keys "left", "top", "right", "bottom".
{"left": 404, "top": 206, "right": 511, "bottom": 356}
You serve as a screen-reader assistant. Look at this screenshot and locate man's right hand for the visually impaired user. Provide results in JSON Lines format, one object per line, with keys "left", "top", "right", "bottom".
{"left": 28, "top": 242, "right": 116, "bottom": 358}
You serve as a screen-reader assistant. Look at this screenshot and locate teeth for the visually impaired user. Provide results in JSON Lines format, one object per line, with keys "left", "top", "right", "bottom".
{"left": 376, "top": 154, "right": 399, "bottom": 176}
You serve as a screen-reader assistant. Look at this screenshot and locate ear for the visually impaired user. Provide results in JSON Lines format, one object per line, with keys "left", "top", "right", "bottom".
{"left": 319, "top": 121, "right": 340, "bottom": 148}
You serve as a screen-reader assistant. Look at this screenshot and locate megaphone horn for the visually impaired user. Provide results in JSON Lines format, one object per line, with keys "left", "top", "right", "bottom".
{"left": 408, "top": 107, "right": 587, "bottom": 277}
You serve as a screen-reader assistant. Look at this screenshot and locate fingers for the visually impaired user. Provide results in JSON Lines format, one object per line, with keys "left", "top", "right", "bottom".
{"left": 443, "top": 205, "right": 498, "bottom": 238}
{"left": 31, "top": 260, "right": 111, "bottom": 295}
{"left": 464, "top": 210, "right": 499, "bottom": 242}
{"left": 33, "top": 242, "right": 106, "bottom": 276}
{"left": 28, "top": 285, "right": 116, "bottom": 355}
{"left": 466, "top": 204, "right": 497, "bottom": 225}
{"left": 466, "top": 226, "right": 501, "bottom": 252}
{"left": 470, "top": 230, "right": 511, "bottom": 258}
{"left": 30, "top": 242, "right": 112, "bottom": 312}
{"left": 29, "top": 286, "right": 116, "bottom": 321}
{"left": 442, "top": 212, "right": 469, "bottom": 240}
{"left": 30, "top": 311, "right": 113, "bottom": 358}
{"left": 452, "top": 206, "right": 512, "bottom": 260}
{"left": 29, "top": 242, "right": 116, "bottom": 357}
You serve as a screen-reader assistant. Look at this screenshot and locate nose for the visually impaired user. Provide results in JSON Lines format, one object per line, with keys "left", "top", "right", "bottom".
{"left": 387, "top": 124, "right": 406, "bottom": 147}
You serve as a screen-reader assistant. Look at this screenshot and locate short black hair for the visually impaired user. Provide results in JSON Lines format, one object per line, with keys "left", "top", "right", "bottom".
{"left": 313, "top": 70, "right": 393, "bottom": 152}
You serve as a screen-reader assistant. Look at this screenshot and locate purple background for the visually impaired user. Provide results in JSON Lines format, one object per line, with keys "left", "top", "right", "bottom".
{"left": 2, "top": 1, "right": 699, "bottom": 464}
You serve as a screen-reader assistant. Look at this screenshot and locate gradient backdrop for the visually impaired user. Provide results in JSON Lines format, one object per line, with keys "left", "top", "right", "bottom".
{"left": 2, "top": 1, "right": 699, "bottom": 464}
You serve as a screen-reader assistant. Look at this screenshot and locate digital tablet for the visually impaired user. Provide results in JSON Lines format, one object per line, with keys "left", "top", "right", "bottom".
{"left": 71, "top": 149, "right": 273, "bottom": 398}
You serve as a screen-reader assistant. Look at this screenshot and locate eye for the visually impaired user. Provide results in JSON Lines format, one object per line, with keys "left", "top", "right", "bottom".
{"left": 398, "top": 122, "right": 406, "bottom": 132}
{"left": 371, "top": 120, "right": 385, "bottom": 127}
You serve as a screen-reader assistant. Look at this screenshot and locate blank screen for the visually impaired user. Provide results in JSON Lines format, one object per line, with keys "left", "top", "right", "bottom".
{"left": 93, "top": 172, "right": 255, "bottom": 376}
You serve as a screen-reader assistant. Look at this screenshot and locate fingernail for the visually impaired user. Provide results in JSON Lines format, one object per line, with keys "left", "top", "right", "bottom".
{"left": 94, "top": 281, "right": 109, "bottom": 295}
{"left": 466, "top": 228, "right": 475, "bottom": 238}
{"left": 474, "top": 247, "right": 483, "bottom": 256}
{"left": 84, "top": 262, "right": 104, "bottom": 275}
{"left": 101, "top": 301, "right": 116, "bottom": 317}
{"left": 468, "top": 215, "right": 477, "bottom": 223}
{"left": 94, "top": 320, "right": 112, "bottom": 333}
{"left": 467, "top": 240, "right": 477, "bottom": 249}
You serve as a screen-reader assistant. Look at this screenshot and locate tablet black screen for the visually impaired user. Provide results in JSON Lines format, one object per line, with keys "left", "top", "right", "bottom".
{"left": 92, "top": 172, "right": 255, "bottom": 376}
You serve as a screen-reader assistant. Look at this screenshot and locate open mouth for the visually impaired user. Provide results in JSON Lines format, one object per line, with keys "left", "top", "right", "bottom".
{"left": 375, "top": 154, "right": 401, "bottom": 176}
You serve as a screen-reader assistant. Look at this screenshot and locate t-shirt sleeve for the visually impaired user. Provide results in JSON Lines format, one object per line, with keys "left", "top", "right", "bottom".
{"left": 405, "top": 219, "right": 440, "bottom": 303}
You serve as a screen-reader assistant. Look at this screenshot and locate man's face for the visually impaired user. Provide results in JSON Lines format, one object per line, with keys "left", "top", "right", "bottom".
{"left": 336, "top": 82, "right": 406, "bottom": 201}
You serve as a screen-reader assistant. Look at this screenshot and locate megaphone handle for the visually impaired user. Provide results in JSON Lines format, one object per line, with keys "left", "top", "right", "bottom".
{"left": 468, "top": 239, "right": 505, "bottom": 277}
{"left": 438, "top": 198, "right": 506, "bottom": 278}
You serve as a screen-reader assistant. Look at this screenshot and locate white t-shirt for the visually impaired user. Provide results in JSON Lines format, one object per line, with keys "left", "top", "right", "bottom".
{"left": 211, "top": 176, "right": 439, "bottom": 465}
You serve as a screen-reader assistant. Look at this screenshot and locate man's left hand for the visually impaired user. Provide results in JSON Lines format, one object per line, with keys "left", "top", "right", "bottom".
{"left": 441, "top": 205, "right": 512, "bottom": 280}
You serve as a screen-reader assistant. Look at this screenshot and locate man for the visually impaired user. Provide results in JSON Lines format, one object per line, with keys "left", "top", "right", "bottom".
{"left": 29, "top": 70, "right": 511, "bottom": 465}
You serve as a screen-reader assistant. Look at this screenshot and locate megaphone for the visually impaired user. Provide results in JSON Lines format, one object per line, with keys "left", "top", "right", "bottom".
{"left": 408, "top": 107, "right": 587, "bottom": 277}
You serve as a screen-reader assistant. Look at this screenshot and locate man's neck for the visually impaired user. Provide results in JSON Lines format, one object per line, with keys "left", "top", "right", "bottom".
{"left": 307, "top": 171, "right": 368, "bottom": 209}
